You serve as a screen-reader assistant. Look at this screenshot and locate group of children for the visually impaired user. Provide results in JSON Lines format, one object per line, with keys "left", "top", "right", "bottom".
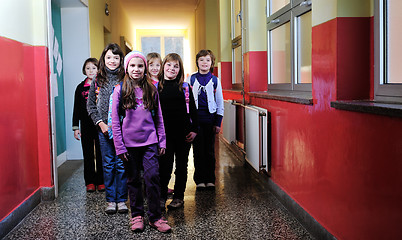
{"left": 72, "top": 43, "right": 224, "bottom": 233}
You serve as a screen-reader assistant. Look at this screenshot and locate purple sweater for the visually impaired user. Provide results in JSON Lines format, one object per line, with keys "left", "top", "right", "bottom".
{"left": 111, "top": 85, "right": 166, "bottom": 155}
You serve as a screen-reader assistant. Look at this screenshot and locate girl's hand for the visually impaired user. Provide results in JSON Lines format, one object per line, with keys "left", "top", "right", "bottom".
{"left": 185, "top": 132, "right": 197, "bottom": 142}
{"left": 98, "top": 121, "right": 109, "bottom": 135}
{"left": 118, "top": 153, "right": 128, "bottom": 162}
{"left": 213, "top": 126, "right": 221, "bottom": 134}
{"left": 159, "top": 148, "right": 166, "bottom": 156}
{"left": 74, "top": 130, "right": 81, "bottom": 140}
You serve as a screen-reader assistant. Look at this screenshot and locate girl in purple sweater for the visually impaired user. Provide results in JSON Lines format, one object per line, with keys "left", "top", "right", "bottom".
{"left": 111, "top": 51, "right": 171, "bottom": 233}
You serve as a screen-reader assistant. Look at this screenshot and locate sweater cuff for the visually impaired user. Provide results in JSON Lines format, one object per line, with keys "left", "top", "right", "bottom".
{"left": 214, "top": 114, "right": 223, "bottom": 127}
{"left": 72, "top": 126, "right": 79, "bottom": 131}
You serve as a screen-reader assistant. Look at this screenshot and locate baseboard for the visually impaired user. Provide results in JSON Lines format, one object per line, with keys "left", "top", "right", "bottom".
{"left": 41, "top": 186, "right": 56, "bottom": 201}
{"left": 266, "top": 178, "right": 337, "bottom": 240}
{"left": 0, "top": 185, "right": 55, "bottom": 239}
{"left": 0, "top": 189, "right": 41, "bottom": 239}
{"left": 57, "top": 151, "right": 67, "bottom": 168}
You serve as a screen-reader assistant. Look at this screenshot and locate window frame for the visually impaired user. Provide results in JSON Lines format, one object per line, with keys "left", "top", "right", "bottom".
{"left": 374, "top": 0, "right": 402, "bottom": 102}
{"left": 267, "top": 0, "right": 312, "bottom": 92}
{"left": 231, "top": 0, "right": 243, "bottom": 86}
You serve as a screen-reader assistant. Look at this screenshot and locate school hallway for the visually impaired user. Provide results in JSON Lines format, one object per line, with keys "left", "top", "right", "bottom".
{"left": 4, "top": 137, "right": 313, "bottom": 240}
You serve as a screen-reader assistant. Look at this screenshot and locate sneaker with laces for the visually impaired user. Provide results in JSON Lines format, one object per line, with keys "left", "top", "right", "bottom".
{"left": 97, "top": 184, "right": 105, "bottom": 192}
{"left": 86, "top": 184, "right": 95, "bottom": 192}
{"left": 130, "top": 216, "right": 144, "bottom": 232}
{"left": 149, "top": 218, "right": 171, "bottom": 233}
{"left": 105, "top": 202, "right": 117, "bottom": 214}
{"left": 167, "top": 199, "right": 184, "bottom": 209}
{"left": 117, "top": 202, "right": 128, "bottom": 213}
{"left": 196, "top": 183, "right": 206, "bottom": 190}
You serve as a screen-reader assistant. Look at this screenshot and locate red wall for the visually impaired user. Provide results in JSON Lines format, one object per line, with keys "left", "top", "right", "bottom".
{"left": 225, "top": 17, "right": 402, "bottom": 240}
{"left": 0, "top": 36, "right": 52, "bottom": 221}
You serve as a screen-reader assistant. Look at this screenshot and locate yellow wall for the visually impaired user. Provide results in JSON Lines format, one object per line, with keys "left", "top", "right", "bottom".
{"left": 219, "top": 0, "right": 232, "bottom": 62}
{"left": 195, "top": 0, "right": 206, "bottom": 52}
{"left": 205, "top": 0, "right": 220, "bottom": 58}
{"left": 0, "top": 0, "right": 47, "bottom": 46}
{"left": 88, "top": 0, "right": 136, "bottom": 58}
{"left": 313, "top": 0, "right": 373, "bottom": 27}
{"left": 88, "top": 0, "right": 105, "bottom": 58}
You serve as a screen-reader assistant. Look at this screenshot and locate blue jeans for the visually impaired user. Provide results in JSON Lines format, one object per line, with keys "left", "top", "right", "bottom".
{"left": 98, "top": 131, "right": 127, "bottom": 203}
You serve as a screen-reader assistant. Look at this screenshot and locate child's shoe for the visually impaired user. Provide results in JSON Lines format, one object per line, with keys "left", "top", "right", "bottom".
{"left": 86, "top": 184, "right": 95, "bottom": 192}
{"left": 206, "top": 183, "right": 215, "bottom": 190}
{"left": 117, "top": 202, "right": 128, "bottom": 213}
{"left": 130, "top": 216, "right": 144, "bottom": 232}
{"left": 149, "top": 218, "right": 171, "bottom": 233}
{"left": 97, "top": 184, "right": 105, "bottom": 192}
{"left": 196, "top": 183, "right": 206, "bottom": 190}
{"left": 167, "top": 199, "right": 184, "bottom": 209}
{"left": 105, "top": 202, "right": 117, "bottom": 214}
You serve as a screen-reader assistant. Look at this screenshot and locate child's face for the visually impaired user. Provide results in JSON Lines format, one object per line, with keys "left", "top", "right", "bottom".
{"left": 127, "top": 57, "right": 145, "bottom": 81}
{"left": 148, "top": 58, "right": 161, "bottom": 78}
{"left": 84, "top": 62, "right": 97, "bottom": 80}
{"left": 164, "top": 60, "right": 180, "bottom": 80}
{"left": 105, "top": 50, "right": 121, "bottom": 70}
{"left": 197, "top": 55, "right": 212, "bottom": 74}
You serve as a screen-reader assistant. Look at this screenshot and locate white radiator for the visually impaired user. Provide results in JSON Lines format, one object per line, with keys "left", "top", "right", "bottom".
{"left": 222, "top": 100, "right": 236, "bottom": 144}
{"left": 244, "top": 105, "right": 268, "bottom": 173}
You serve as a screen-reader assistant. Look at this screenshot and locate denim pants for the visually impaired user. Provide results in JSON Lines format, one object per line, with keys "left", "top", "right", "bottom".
{"left": 125, "top": 144, "right": 161, "bottom": 223}
{"left": 98, "top": 131, "right": 127, "bottom": 203}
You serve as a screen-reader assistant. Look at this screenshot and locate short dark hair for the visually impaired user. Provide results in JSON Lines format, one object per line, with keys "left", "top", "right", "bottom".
{"left": 82, "top": 58, "right": 98, "bottom": 75}
{"left": 196, "top": 49, "right": 215, "bottom": 73}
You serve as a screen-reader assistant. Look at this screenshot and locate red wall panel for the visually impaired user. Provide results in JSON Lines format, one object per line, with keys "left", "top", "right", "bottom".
{"left": 0, "top": 37, "right": 51, "bottom": 221}
{"left": 240, "top": 18, "right": 402, "bottom": 239}
{"left": 219, "top": 61, "right": 232, "bottom": 90}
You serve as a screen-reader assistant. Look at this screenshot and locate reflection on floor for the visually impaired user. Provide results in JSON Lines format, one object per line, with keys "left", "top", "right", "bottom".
{"left": 5, "top": 138, "right": 314, "bottom": 240}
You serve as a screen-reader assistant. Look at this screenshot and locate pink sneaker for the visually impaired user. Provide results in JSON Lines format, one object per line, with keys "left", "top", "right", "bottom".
{"left": 149, "top": 218, "right": 171, "bottom": 233}
{"left": 130, "top": 216, "right": 144, "bottom": 232}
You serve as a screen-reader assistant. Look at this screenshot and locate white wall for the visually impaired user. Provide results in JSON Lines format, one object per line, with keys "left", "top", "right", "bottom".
{"left": 61, "top": 6, "right": 90, "bottom": 160}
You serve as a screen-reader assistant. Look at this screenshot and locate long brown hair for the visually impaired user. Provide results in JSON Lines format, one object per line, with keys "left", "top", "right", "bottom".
{"left": 120, "top": 58, "right": 157, "bottom": 111}
{"left": 158, "top": 53, "right": 185, "bottom": 92}
{"left": 97, "top": 43, "right": 125, "bottom": 87}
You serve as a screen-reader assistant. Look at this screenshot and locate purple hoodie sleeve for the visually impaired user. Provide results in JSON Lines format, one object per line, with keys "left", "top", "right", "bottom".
{"left": 111, "top": 85, "right": 127, "bottom": 155}
{"left": 154, "top": 92, "right": 166, "bottom": 149}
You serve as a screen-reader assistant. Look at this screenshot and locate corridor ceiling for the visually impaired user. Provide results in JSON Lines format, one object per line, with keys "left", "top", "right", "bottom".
{"left": 119, "top": 0, "right": 199, "bottom": 29}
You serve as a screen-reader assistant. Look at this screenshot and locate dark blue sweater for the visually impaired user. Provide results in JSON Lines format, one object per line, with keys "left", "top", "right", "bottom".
{"left": 195, "top": 72, "right": 223, "bottom": 127}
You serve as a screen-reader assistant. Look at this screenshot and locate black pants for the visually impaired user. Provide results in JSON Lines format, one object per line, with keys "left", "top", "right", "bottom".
{"left": 81, "top": 127, "right": 103, "bottom": 186}
{"left": 193, "top": 124, "right": 216, "bottom": 184}
{"left": 159, "top": 136, "right": 191, "bottom": 201}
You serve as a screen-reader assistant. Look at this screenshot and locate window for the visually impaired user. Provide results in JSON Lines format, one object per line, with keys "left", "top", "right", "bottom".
{"left": 141, "top": 37, "right": 161, "bottom": 55}
{"left": 375, "top": 0, "right": 402, "bottom": 102}
{"left": 232, "top": 0, "right": 242, "bottom": 85}
{"left": 141, "top": 36, "right": 183, "bottom": 58}
{"left": 267, "top": 0, "right": 312, "bottom": 91}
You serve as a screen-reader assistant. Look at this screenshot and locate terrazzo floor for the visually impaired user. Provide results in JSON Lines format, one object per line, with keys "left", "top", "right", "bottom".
{"left": 4, "top": 138, "right": 314, "bottom": 240}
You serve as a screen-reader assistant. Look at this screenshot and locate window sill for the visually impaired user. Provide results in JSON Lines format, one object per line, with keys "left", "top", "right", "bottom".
{"left": 249, "top": 91, "right": 313, "bottom": 105}
{"left": 331, "top": 100, "right": 402, "bottom": 118}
